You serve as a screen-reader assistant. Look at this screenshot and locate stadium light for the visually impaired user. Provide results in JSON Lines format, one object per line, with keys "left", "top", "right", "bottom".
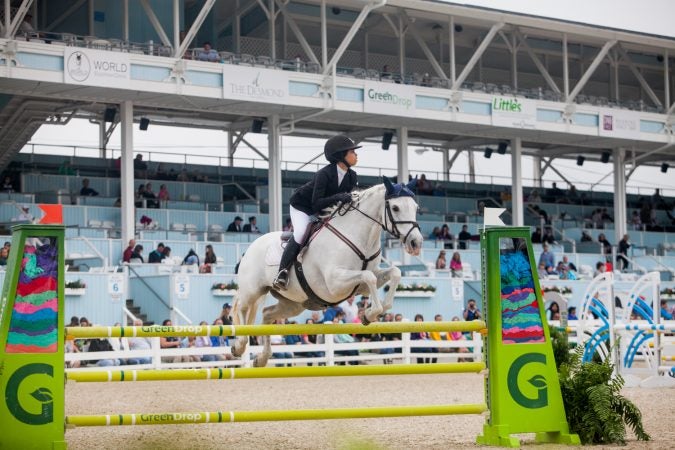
{"left": 381, "top": 131, "right": 394, "bottom": 150}
{"left": 661, "top": 163, "right": 669, "bottom": 173}
{"left": 497, "top": 142, "right": 508, "bottom": 154}
{"left": 104, "top": 107, "right": 116, "bottom": 123}
{"left": 601, "top": 151, "right": 611, "bottom": 163}
{"left": 484, "top": 148, "right": 493, "bottom": 159}
{"left": 576, "top": 155, "right": 585, "bottom": 166}
{"left": 251, "top": 118, "right": 265, "bottom": 133}
{"left": 139, "top": 118, "right": 150, "bottom": 131}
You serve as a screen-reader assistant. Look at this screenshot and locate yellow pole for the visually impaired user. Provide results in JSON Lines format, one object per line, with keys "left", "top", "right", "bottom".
{"left": 66, "top": 403, "right": 488, "bottom": 427}
{"left": 66, "top": 362, "right": 486, "bottom": 383}
{"left": 66, "top": 320, "right": 487, "bottom": 339}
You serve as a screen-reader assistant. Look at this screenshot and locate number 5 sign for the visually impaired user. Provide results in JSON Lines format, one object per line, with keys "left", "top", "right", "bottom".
{"left": 175, "top": 275, "right": 190, "bottom": 299}
{"left": 451, "top": 278, "right": 464, "bottom": 301}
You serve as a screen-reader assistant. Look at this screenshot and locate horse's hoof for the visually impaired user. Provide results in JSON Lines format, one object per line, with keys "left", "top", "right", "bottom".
{"left": 231, "top": 345, "right": 243, "bottom": 358}
{"left": 361, "top": 316, "right": 371, "bottom": 326}
{"left": 253, "top": 357, "right": 268, "bottom": 368}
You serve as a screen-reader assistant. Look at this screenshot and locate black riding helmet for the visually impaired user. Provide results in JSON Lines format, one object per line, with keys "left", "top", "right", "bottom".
{"left": 324, "top": 135, "right": 361, "bottom": 166}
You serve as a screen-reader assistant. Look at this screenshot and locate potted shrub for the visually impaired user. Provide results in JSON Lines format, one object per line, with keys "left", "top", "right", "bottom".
{"left": 385, "top": 283, "right": 436, "bottom": 297}
{"left": 65, "top": 279, "right": 86, "bottom": 296}
{"left": 211, "top": 281, "right": 238, "bottom": 296}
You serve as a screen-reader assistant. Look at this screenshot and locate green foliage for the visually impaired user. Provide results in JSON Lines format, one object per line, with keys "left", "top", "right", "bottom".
{"left": 548, "top": 326, "right": 571, "bottom": 370}
{"left": 558, "top": 346, "right": 650, "bottom": 445}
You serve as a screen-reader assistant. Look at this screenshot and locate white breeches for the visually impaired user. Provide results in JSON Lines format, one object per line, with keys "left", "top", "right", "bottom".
{"left": 290, "top": 205, "right": 311, "bottom": 244}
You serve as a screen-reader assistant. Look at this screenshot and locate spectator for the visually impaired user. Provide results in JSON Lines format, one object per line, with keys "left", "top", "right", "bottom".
{"left": 218, "top": 303, "right": 233, "bottom": 326}
{"left": 159, "top": 319, "right": 187, "bottom": 364}
{"left": 652, "top": 188, "right": 666, "bottom": 209}
{"left": 80, "top": 178, "right": 99, "bottom": 196}
{"left": 597, "top": 233, "right": 612, "bottom": 255}
{"left": 463, "top": 299, "right": 482, "bottom": 321}
{"left": 449, "top": 316, "right": 470, "bottom": 360}
{"left": 416, "top": 174, "right": 433, "bottom": 195}
{"left": 87, "top": 334, "right": 120, "bottom": 367}
{"left": 547, "top": 302, "right": 560, "bottom": 321}
{"left": 176, "top": 168, "right": 190, "bottom": 181}
{"left": 300, "top": 318, "right": 323, "bottom": 365}
{"left": 528, "top": 189, "right": 542, "bottom": 203}
{"left": 429, "top": 226, "right": 440, "bottom": 240}
{"left": 148, "top": 243, "right": 166, "bottom": 263}
{"left": 435, "top": 250, "right": 447, "bottom": 269}
{"left": 411, "top": 314, "right": 433, "bottom": 364}
{"left": 568, "top": 307, "right": 578, "bottom": 320}
{"left": 183, "top": 249, "right": 199, "bottom": 266}
{"left": 500, "top": 187, "right": 512, "bottom": 205}
{"left": 243, "top": 216, "right": 260, "bottom": 233}
{"left": 200, "top": 244, "right": 217, "bottom": 273}
{"left": 339, "top": 295, "right": 359, "bottom": 324}
{"left": 157, "top": 184, "right": 170, "bottom": 202}
{"left": 568, "top": 185, "right": 579, "bottom": 204}
{"left": 126, "top": 319, "right": 152, "bottom": 365}
{"left": 580, "top": 230, "right": 593, "bottom": 242}
{"left": 594, "top": 261, "right": 607, "bottom": 277}
{"left": 547, "top": 182, "right": 563, "bottom": 202}
{"left": 542, "top": 228, "right": 555, "bottom": 245}
{"left": 537, "top": 262, "right": 548, "bottom": 279}
{"left": 381, "top": 64, "right": 391, "bottom": 80}
{"left": 270, "top": 319, "right": 293, "bottom": 367}
{"left": 16, "top": 204, "right": 33, "bottom": 222}
{"left": 130, "top": 244, "right": 144, "bottom": 263}
{"left": 661, "top": 300, "right": 673, "bottom": 320}
{"left": 134, "top": 184, "right": 145, "bottom": 207}
{"left": 601, "top": 208, "right": 614, "bottom": 224}
{"left": 142, "top": 182, "right": 159, "bottom": 208}
{"left": 458, "top": 225, "right": 471, "bottom": 249}
{"left": 539, "top": 243, "right": 555, "bottom": 273}
{"left": 197, "top": 41, "right": 219, "bottom": 62}
{"left": 58, "top": 160, "right": 75, "bottom": 175}
{"left": 195, "top": 321, "right": 217, "bottom": 362}
{"left": 134, "top": 154, "right": 148, "bottom": 178}
{"left": 227, "top": 216, "right": 243, "bottom": 232}
{"left": 209, "top": 318, "right": 232, "bottom": 360}
{"left": 450, "top": 252, "right": 463, "bottom": 277}
{"left": 615, "top": 234, "right": 631, "bottom": 271}
{"left": 429, "top": 314, "right": 447, "bottom": 361}
{"left": 531, "top": 227, "right": 542, "bottom": 244}
{"left": 19, "top": 13, "right": 35, "bottom": 35}
{"left": 162, "top": 246, "right": 172, "bottom": 259}
{"left": 531, "top": 205, "right": 549, "bottom": 224}
{"left": 2, "top": 176, "right": 15, "bottom": 192}
{"left": 0, "top": 246, "right": 9, "bottom": 266}
{"left": 562, "top": 255, "right": 577, "bottom": 272}
{"left": 438, "top": 224, "right": 453, "bottom": 249}
{"left": 631, "top": 210, "right": 642, "bottom": 230}
{"left": 122, "top": 239, "right": 136, "bottom": 262}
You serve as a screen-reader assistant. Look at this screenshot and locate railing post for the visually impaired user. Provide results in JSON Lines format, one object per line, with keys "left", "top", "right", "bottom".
{"left": 325, "top": 333, "right": 335, "bottom": 366}
{"left": 402, "top": 331, "right": 411, "bottom": 364}
{"left": 152, "top": 337, "right": 162, "bottom": 369}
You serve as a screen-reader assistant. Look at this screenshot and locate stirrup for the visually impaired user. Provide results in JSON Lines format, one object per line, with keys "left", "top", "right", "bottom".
{"left": 273, "top": 269, "right": 289, "bottom": 290}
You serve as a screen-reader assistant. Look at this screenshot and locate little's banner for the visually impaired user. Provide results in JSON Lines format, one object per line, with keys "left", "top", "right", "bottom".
{"left": 599, "top": 109, "right": 640, "bottom": 140}
{"left": 363, "top": 81, "right": 416, "bottom": 117}
{"left": 491, "top": 96, "right": 536, "bottom": 129}
{"left": 223, "top": 65, "right": 290, "bottom": 104}
{"left": 63, "top": 48, "right": 130, "bottom": 88}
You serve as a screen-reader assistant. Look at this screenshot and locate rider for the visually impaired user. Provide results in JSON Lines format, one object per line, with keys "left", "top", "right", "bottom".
{"left": 273, "top": 134, "right": 360, "bottom": 290}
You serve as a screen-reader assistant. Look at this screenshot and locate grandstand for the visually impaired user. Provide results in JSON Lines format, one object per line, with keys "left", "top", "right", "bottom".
{"left": 0, "top": 0, "right": 673, "bottom": 326}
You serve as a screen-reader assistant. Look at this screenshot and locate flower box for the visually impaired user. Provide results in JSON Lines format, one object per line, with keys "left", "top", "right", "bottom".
{"left": 212, "top": 289, "right": 237, "bottom": 297}
{"left": 65, "top": 288, "right": 86, "bottom": 296}
{"left": 393, "top": 290, "right": 435, "bottom": 298}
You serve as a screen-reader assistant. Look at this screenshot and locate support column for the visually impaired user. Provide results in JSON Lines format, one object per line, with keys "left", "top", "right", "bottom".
{"left": 98, "top": 121, "right": 106, "bottom": 159}
{"left": 396, "top": 127, "right": 409, "bottom": 183}
{"left": 441, "top": 148, "right": 449, "bottom": 181}
{"left": 511, "top": 137, "right": 524, "bottom": 226}
{"left": 268, "top": 115, "right": 282, "bottom": 232}
{"left": 533, "top": 156, "right": 542, "bottom": 188}
{"left": 88, "top": 0, "right": 94, "bottom": 35}
{"left": 120, "top": 101, "right": 135, "bottom": 245}
{"left": 468, "top": 150, "right": 475, "bottom": 184}
{"left": 321, "top": 0, "right": 327, "bottom": 68}
{"left": 613, "top": 148, "right": 627, "bottom": 244}
{"left": 268, "top": 0, "right": 275, "bottom": 59}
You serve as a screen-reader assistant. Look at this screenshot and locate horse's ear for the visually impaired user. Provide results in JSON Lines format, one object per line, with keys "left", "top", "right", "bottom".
{"left": 406, "top": 177, "right": 418, "bottom": 191}
{"left": 382, "top": 176, "right": 395, "bottom": 194}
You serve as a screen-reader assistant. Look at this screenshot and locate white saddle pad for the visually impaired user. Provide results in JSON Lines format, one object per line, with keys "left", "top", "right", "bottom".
{"left": 264, "top": 240, "right": 307, "bottom": 266}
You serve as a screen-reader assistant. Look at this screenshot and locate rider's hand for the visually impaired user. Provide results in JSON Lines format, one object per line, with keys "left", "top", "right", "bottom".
{"left": 334, "top": 192, "right": 352, "bottom": 204}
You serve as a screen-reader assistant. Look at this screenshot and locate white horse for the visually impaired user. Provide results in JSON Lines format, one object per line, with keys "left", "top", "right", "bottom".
{"left": 232, "top": 177, "right": 424, "bottom": 367}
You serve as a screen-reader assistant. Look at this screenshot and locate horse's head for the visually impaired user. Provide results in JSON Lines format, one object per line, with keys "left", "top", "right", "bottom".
{"left": 382, "top": 176, "right": 423, "bottom": 256}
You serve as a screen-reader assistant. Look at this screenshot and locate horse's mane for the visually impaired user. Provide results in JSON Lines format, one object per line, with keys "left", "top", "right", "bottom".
{"left": 318, "top": 183, "right": 385, "bottom": 218}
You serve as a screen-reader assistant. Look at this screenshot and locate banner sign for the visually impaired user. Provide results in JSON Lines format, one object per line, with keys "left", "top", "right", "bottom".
{"left": 223, "top": 65, "right": 290, "bottom": 104}
{"left": 363, "top": 81, "right": 416, "bottom": 117}
{"left": 63, "top": 47, "right": 130, "bottom": 88}
{"left": 599, "top": 109, "right": 640, "bottom": 140}
{"left": 491, "top": 96, "right": 536, "bottom": 129}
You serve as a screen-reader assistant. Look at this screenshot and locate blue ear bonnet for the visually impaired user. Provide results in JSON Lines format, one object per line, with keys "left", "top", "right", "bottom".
{"left": 383, "top": 176, "right": 417, "bottom": 200}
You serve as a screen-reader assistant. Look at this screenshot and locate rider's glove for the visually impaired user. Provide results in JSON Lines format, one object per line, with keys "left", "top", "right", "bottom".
{"left": 333, "top": 192, "right": 353, "bottom": 204}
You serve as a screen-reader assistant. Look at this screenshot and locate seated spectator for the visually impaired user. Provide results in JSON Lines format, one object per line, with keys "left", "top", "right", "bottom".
{"left": 2, "top": 176, "right": 15, "bottom": 192}
{"left": 450, "top": 252, "right": 463, "bottom": 277}
{"left": 435, "top": 250, "right": 446, "bottom": 269}
{"left": 157, "top": 184, "right": 170, "bottom": 202}
{"left": 65, "top": 336, "right": 81, "bottom": 369}
{"left": 542, "top": 227, "right": 555, "bottom": 245}
{"left": 562, "top": 255, "right": 577, "bottom": 272}
{"left": 463, "top": 299, "right": 482, "bottom": 321}
{"left": 449, "top": 316, "right": 470, "bottom": 360}
{"left": 597, "top": 233, "right": 612, "bottom": 255}
{"left": 531, "top": 227, "right": 542, "bottom": 244}
{"left": 200, "top": 244, "right": 217, "bottom": 273}
{"left": 547, "top": 182, "right": 563, "bottom": 202}
{"left": 429, "top": 314, "right": 448, "bottom": 359}
{"left": 126, "top": 319, "right": 152, "bottom": 364}
{"left": 209, "top": 318, "right": 232, "bottom": 360}
{"left": 630, "top": 210, "right": 642, "bottom": 230}
{"left": 458, "top": 225, "right": 471, "bottom": 249}
{"left": 528, "top": 189, "right": 541, "bottom": 203}
{"left": 660, "top": 300, "right": 673, "bottom": 320}
{"left": 87, "top": 334, "right": 120, "bottom": 367}
{"left": 557, "top": 262, "right": 576, "bottom": 280}
{"left": 539, "top": 243, "right": 555, "bottom": 273}
{"left": 300, "top": 318, "right": 323, "bottom": 366}
{"left": 243, "top": 216, "right": 260, "bottom": 233}
{"left": 154, "top": 163, "right": 167, "bottom": 179}
{"left": 580, "top": 230, "right": 593, "bottom": 242}
{"left": 80, "top": 178, "right": 99, "bottom": 196}
{"left": 547, "top": 302, "right": 560, "bottom": 321}
{"left": 180, "top": 336, "right": 202, "bottom": 364}
{"left": 195, "top": 321, "right": 217, "bottom": 362}
{"left": 135, "top": 184, "right": 145, "bottom": 207}
{"left": 601, "top": 208, "right": 613, "bottom": 224}
{"left": 58, "top": 160, "right": 75, "bottom": 176}
{"left": 176, "top": 168, "right": 190, "bottom": 181}
{"left": 134, "top": 154, "right": 148, "bottom": 178}
{"left": 142, "top": 182, "right": 159, "bottom": 208}
{"left": 438, "top": 224, "right": 453, "bottom": 249}
{"left": 284, "top": 320, "right": 304, "bottom": 360}
{"left": 0, "top": 246, "right": 9, "bottom": 266}
{"left": 162, "top": 246, "right": 171, "bottom": 259}
{"left": 567, "top": 185, "right": 579, "bottom": 204}
{"left": 537, "top": 262, "right": 548, "bottom": 279}
{"left": 429, "top": 226, "right": 440, "bottom": 240}
{"left": 183, "top": 249, "right": 199, "bottom": 266}
{"left": 594, "top": 261, "right": 607, "bottom": 277}
{"left": 332, "top": 313, "right": 359, "bottom": 365}
{"left": 130, "top": 244, "right": 144, "bottom": 262}
{"left": 197, "top": 41, "right": 219, "bottom": 62}
{"left": 270, "top": 319, "right": 293, "bottom": 367}
{"left": 218, "top": 303, "right": 233, "bottom": 326}
{"left": 227, "top": 216, "right": 243, "bottom": 232}
{"left": 411, "top": 314, "right": 434, "bottom": 364}
{"left": 122, "top": 239, "right": 136, "bottom": 262}
{"left": 531, "top": 205, "right": 549, "bottom": 224}
{"left": 568, "top": 307, "right": 578, "bottom": 320}
{"left": 381, "top": 64, "right": 391, "bottom": 80}
{"left": 148, "top": 243, "right": 166, "bottom": 263}
{"left": 139, "top": 215, "right": 153, "bottom": 229}
{"left": 160, "top": 319, "right": 188, "bottom": 364}
{"left": 416, "top": 174, "right": 433, "bottom": 195}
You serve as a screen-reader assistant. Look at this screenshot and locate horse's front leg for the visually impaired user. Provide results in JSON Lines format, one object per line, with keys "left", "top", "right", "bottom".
{"left": 231, "top": 292, "right": 262, "bottom": 358}
{"left": 372, "top": 265, "right": 401, "bottom": 315}
{"left": 254, "top": 300, "right": 306, "bottom": 367}
{"left": 327, "top": 268, "right": 381, "bottom": 325}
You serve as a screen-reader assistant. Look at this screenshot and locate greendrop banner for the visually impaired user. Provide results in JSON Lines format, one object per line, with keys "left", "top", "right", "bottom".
{"left": 363, "top": 81, "right": 416, "bottom": 117}
{"left": 63, "top": 48, "right": 130, "bottom": 88}
{"left": 491, "top": 96, "right": 536, "bottom": 129}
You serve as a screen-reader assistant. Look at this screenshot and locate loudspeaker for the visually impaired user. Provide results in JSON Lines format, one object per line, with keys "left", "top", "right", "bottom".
{"left": 381, "top": 131, "right": 394, "bottom": 150}
{"left": 104, "top": 107, "right": 116, "bottom": 123}
{"left": 484, "top": 148, "right": 493, "bottom": 159}
{"left": 139, "top": 118, "right": 150, "bottom": 131}
{"left": 251, "top": 118, "right": 265, "bottom": 133}
{"left": 601, "top": 151, "right": 611, "bottom": 163}
{"left": 497, "top": 142, "right": 508, "bottom": 154}
{"left": 661, "top": 163, "right": 669, "bottom": 173}
{"left": 576, "top": 155, "right": 585, "bottom": 166}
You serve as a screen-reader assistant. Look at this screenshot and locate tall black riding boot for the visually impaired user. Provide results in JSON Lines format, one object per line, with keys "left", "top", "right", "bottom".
{"left": 273, "top": 237, "right": 302, "bottom": 290}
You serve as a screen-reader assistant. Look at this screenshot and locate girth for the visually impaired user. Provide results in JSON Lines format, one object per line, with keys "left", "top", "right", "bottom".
{"left": 293, "top": 221, "right": 381, "bottom": 310}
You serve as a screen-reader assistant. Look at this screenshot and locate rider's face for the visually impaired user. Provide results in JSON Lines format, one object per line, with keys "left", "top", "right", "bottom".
{"left": 344, "top": 149, "right": 358, "bottom": 166}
